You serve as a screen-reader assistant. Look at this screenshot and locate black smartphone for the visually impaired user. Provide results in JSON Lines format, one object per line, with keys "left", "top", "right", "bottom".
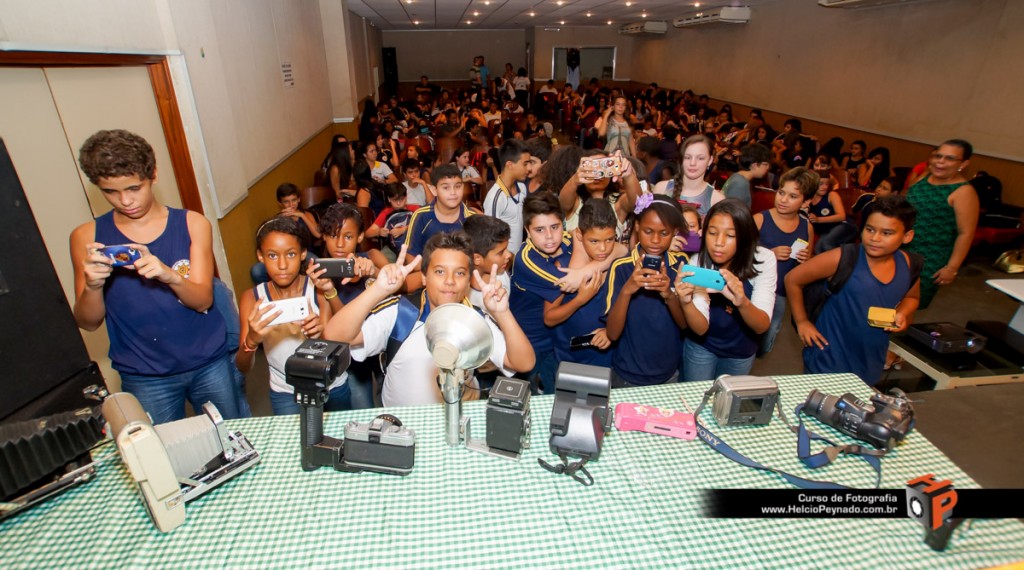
{"left": 642, "top": 254, "right": 663, "bottom": 271}
{"left": 569, "top": 333, "right": 596, "bottom": 350}
{"left": 317, "top": 257, "right": 356, "bottom": 279}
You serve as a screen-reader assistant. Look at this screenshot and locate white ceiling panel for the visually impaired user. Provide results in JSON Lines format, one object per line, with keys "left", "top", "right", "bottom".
{"left": 347, "top": 0, "right": 778, "bottom": 30}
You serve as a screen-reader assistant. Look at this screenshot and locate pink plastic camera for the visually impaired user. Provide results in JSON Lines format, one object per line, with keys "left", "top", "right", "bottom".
{"left": 614, "top": 403, "right": 696, "bottom": 440}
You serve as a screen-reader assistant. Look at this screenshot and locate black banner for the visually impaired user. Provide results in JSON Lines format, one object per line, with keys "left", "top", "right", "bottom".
{"left": 705, "top": 489, "right": 1024, "bottom": 519}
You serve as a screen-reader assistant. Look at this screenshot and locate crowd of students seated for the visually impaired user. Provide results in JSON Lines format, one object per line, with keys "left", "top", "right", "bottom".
{"left": 74, "top": 75, "right": 982, "bottom": 423}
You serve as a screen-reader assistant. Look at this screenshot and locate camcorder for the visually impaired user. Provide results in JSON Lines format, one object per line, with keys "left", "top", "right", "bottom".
{"left": 803, "top": 388, "right": 915, "bottom": 450}
{"left": 285, "top": 339, "right": 415, "bottom": 476}
{"left": 708, "top": 375, "right": 780, "bottom": 427}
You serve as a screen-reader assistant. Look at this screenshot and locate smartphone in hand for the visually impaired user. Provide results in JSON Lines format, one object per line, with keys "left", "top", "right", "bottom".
{"left": 317, "top": 257, "right": 357, "bottom": 279}
{"left": 679, "top": 264, "right": 726, "bottom": 291}
{"left": 260, "top": 297, "right": 310, "bottom": 326}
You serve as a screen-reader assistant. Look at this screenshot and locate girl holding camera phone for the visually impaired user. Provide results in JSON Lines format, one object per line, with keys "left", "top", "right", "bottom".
{"left": 605, "top": 196, "right": 689, "bottom": 386}
{"left": 237, "top": 217, "right": 353, "bottom": 415}
{"left": 675, "top": 199, "right": 777, "bottom": 382}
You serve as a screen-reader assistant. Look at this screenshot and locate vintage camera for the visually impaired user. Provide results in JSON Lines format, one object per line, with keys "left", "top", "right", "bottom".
{"left": 342, "top": 415, "right": 416, "bottom": 476}
{"left": 709, "top": 375, "right": 779, "bottom": 427}
{"left": 485, "top": 377, "right": 531, "bottom": 455}
{"left": 285, "top": 340, "right": 415, "bottom": 475}
{"left": 549, "top": 362, "right": 613, "bottom": 461}
{"left": 803, "top": 388, "right": 915, "bottom": 450}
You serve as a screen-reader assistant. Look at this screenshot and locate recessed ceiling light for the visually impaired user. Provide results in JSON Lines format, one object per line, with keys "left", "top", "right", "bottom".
{"left": 413, "top": 20, "right": 420, "bottom": 24}
{"left": 586, "top": 12, "right": 592, "bottom": 17}
{"left": 466, "top": 19, "right": 472, "bottom": 23}
{"left": 641, "top": 12, "right": 647, "bottom": 17}
{"left": 556, "top": 0, "right": 564, "bottom": 5}
{"left": 694, "top": 2, "right": 700, "bottom": 6}
{"left": 473, "top": 11, "right": 480, "bottom": 16}
{"left": 485, "top": 0, "right": 491, "bottom": 4}
{"left": 607, "top": 20, "right": 613, "bottom": 25}
{"left": 560, "top": 20, "right": 565, "bottom": 24}
{"left": 625, "top": 1, "right": 632, "bottom": 6}
{"left": 529, "top": 11, "right": 536, "bottom": 16}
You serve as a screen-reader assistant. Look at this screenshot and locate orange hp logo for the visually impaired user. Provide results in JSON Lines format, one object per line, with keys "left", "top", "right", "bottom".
{"left": 906, "top": 474, "right": 958, "bottom": 530}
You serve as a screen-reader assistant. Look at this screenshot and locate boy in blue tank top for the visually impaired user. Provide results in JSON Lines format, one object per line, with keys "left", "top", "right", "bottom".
{"left": 785, "top": 196, "right": 921, "bottom": 386}
{"left": 753, "top": 167, "right": 818, "bottom": 355}
{"left": 71, "top": 129, "right": 240, "bottom": 423}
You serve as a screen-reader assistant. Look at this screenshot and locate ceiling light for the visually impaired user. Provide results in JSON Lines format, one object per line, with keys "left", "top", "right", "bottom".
{"left": 466, "top": 19, "right": 472, "bottom": 23}
{"left": 485, "top": 0, "right": 491, "bottom": 4}
{"left": 641, "top": 12, "right": 647, "bottom": 17}
{"left": 586, "top": 12, "right": 592, "bottom": 17}
{"left": 626, "top": 1, "right": 632, "bottom": 6}
{"left": 694, "top": 2, "right": 700, "bottom": 6}
{"left": 560, "top": 20, "right": 565, "bottom": 24}
{"left": 529, "top": 11, "right": 535, "bottom": 16}
{"left": 607, "top": 20, "right": 613, "bottom": 24}
{"left": 413, "top": 20, "right": 420, "bottom": 24}
{"left": 556, "top": 0, "right": 564, "bottom": 5}
{"left": 473, "top": 11, "right": 480, "bottom": 16}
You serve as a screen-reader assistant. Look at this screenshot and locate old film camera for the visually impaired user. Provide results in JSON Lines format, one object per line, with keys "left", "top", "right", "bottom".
{"left": 695, "top": 375, "right": 781, "bottom": 427}
{"left": 803, "top": 388, "right": 915, "bottom": 450}
{"left": 423, "top": 303, "right": 532, "bottom": 460}
{"left": 103, "top": 391, "right": 261, "bottom": 532}
{"left": 285, "top": 340, "right": 415, "bottom": 476}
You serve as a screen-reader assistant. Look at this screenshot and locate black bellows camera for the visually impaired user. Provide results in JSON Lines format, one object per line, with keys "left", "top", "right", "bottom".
{"left": 285, "top": 340, "right": 415, "bottom": 475}
{"left": 803, "top": 389, "right": 915, "bottom": 450}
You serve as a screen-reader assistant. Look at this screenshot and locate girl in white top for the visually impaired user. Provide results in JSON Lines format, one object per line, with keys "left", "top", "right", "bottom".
{"left": 654, "top": 134, "right": 725, "bottom": 219}
{"left": 453, "top": 147, "right": 484, "bottom": 186}
{"left": 236, "top": 217, "right": 349, "bottom": 415}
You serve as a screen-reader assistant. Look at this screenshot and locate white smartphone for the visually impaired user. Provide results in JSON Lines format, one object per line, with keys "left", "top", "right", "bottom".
{"left": 790, "top": 238, "right": 809, "bottom": 259}
{"left": 260, "top": 297, "right": 310, "bottom": 326}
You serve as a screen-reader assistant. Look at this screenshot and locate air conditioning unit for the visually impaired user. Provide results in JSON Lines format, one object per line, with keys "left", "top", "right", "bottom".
{"left": 672, "top": 6, "right": 751, "bottom": 27}
{"left": 619, "top": 21, "right": 668, "bottom": 35}
{"left": 818, "top": 0, "right": 939, "bottom": 7}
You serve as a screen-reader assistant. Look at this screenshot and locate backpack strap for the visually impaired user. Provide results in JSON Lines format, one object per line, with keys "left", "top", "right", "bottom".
{"left": 381, "top": 289, "right": 427, "bottom": 374}
{"left": 905, "top": 250, "right": 925, "bottom": 284}
{"left": 825, "top": 243, "right": 860, "bottom": 295}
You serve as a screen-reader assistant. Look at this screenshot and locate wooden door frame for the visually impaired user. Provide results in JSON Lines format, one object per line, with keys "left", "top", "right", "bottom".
{"left": 0, "top": 51, "right": 204, "bottom": 214}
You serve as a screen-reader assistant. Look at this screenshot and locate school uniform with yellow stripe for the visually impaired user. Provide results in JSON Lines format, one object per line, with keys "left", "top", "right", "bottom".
{"left": 509, "top": 232, "right": 573, "bottom": 354}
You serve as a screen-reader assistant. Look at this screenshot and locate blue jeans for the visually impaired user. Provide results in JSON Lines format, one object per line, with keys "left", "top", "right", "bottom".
{"left": 212, "top": 278, "right": 252, "bottom": 418}
{"left": 345, "top": 362, "right": 376, "bottom": 410}
{"left": 520, "top": 349, "right": 558, "bottom": 394}
{"left": 682, "top": 339, "right": 756, "bottom": 383}
{"left": 758, "top": 294, "right": 788, "bottom": 357}
{"left": 119, "top": 354, "right": 242, "bottom": 424}
{"left": 269, "top": 382, "right": 353, "bottom": 416}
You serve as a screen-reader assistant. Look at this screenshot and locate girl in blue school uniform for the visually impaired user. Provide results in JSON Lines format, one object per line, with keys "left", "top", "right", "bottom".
{"left": 605, "top": 195, "right": 690, "bottom": 386}
{"left": 675, "top": 198, "right": 778, "bottom": 381}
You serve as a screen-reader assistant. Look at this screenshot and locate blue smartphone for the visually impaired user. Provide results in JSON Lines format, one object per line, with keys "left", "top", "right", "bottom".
{"left": 678, "top": 264, "right": 726, "bottom": 291}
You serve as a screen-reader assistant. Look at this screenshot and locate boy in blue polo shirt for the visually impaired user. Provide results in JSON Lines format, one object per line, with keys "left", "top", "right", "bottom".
{"left": 549, "top": 199, "right": 627, "bottom": 367}
{"left": 402, "top": 163, "right": 475, "bottom": 290}
{"left": 510, "top": 193, "right": 572, "bottom": 394}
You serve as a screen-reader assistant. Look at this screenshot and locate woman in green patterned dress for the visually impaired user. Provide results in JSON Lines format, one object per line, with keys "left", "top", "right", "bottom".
{"left": 904, "top": 140, "right": 979, "bottom": 308}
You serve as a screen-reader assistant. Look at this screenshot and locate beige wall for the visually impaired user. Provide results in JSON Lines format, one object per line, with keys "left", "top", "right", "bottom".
{"left": 532, "top": 26, "right": 633, "bottom": 81}
{"left": 382, "top": 30, "right": 527, "bottom": 82}
{"left": 630, "top": 0, "right": 1024, "bottom": 164}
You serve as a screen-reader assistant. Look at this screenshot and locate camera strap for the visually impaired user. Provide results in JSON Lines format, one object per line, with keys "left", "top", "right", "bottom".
{"left": 691, "top": 386, "right": 883, "bottom": 489}
{"left": 538, "top": 454, "right": 594, "bottom": 486}
{"left": 792, "top": 402, "right": 885, "bottom": 488}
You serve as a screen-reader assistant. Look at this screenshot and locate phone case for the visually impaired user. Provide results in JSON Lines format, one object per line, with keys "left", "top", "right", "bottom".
{"left": 261, "top": 297, "right": 310, "bottom": 326}
{"left": 100, "top": 245, "right": 142, "bottom": 267}
{"left": 580, "top": 156, "right": 622, "bottom": 178}
{"left": 678, "top": 264, "right": 726, "bottom": 291}
{"left": 570, "top": 334, "right": 596, "bottom": 349}
{"left": 642, "top": 254, "right": 663, "bottom": 271}
{"left": 867, "top": 307, "right": 897, "bottom": 328}
{"left": 318, "top": 258, "right": 356, "bottom": 279}
{"left": 681, "top": 232, "right": 702, "bottom": 253}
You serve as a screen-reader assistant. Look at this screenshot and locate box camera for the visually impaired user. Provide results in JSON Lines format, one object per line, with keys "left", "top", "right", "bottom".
{"left": 803, "top": 388, "right": 914, "bottom": 450}
{"left": 485, "top": 377, "right": 531, "bottom": 455}
{"left": 342, "top": 415, "right": 416, "bottom": 476}
{"left": 710, "top": 375, "right": 779, "bottom": 427}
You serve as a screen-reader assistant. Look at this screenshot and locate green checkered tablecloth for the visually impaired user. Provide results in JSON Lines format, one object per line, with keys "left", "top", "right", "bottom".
{"left": 3, "top": 373, "right": 1023, "bottom": 569}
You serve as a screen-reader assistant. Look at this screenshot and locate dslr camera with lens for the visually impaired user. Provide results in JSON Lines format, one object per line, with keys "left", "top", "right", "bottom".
{"left": 803, "top": 389, "right": 915, "bottom": 450}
